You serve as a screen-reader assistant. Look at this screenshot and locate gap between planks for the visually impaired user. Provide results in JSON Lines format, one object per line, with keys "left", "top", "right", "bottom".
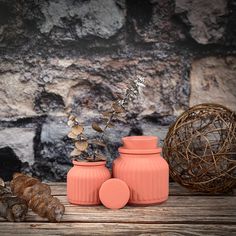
{"left": 0, "top": 223, "right": 236, "bottom": 236}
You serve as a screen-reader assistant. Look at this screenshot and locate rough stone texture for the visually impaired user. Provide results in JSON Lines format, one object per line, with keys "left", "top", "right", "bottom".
{"left": 0, "top": 128, "right": 35, "bottom": 165}
{"left": 0, "top": 54, "right": 187, "bottom": 180}
{"left": 175, "top": 0, "right": 228, "bottom": 44}
{"left": 0, "top": 0, "right": 126, "bottom": 50}
{"left": 128, "top": 0, "right": 186, "bottom": 43}
{"left": 0, "top": 1, "right": 24, "bottom": 47}
{"left": 41, "top": 117, "right": 70, "bottom": 144}
{"left": 35, "top": 116, "right": 72, "bottom": 181}
{"left": 0, "top": 55, "right": 188, "bottom": 121}
{"left": 190, "top": 56, "right": 236, "bottom": 111}
{"left": 0, "top": 71, "right": 39, "bottom": 119}
{"left": 0, "top": 0, "right": 235, "bottom": 180}
{"left": 39, "top": 0, "right": 126, "bottom": 40}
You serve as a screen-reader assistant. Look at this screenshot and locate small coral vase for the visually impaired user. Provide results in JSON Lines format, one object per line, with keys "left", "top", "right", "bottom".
{"left": 113, "top": 136, "right": 169, "bottom": 205}
{"left": 67, "top": 160, "right": 111, "bottom": 205}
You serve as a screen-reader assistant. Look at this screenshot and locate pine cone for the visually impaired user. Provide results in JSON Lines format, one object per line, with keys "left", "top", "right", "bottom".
{"left": 10, "top": 173, "right": 65, "bottom": 222}
{"left": 0, "top": 178, "right": 28, "bottom": 222}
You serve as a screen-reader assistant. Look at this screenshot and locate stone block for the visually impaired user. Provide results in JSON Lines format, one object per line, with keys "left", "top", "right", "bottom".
{"left": 0, "top": 127, "right": 35, "bottom": 165}
{"left": 190, "top": 56, "right": 236, "bottom": 111}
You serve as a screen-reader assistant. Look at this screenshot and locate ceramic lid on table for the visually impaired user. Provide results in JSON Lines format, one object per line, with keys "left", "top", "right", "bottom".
{"left": 99, "top": 178, "right": 130, "bottom": 210}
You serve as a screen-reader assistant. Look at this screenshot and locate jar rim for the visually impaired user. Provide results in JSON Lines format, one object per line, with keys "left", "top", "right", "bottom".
{"left": 122, "top": 136, "right": 157, "bottom": 142}
{"left": 72, "top": 160, "right": 106, "bottom": 166}
{"left": 120, "top": 135, "right": 160, "bottom": 153}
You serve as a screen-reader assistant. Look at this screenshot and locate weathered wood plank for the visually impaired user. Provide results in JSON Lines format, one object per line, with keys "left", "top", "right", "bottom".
{"left": 49, "top": 182, "right": 236, "bottom": 196}
{"left": 0, "top": 195, "right": 235, "bottom": 224}
{"left": 1, "top": 183, "right": 235, "bottom": 224}
{"left": 21, "top": 208, "right": 235, "bottom": 224}
{"left": 56, "top": 195, "right": 236, "bottom": 207}
{"left": 0, "top": 223, "right": 236, "bottom": 236}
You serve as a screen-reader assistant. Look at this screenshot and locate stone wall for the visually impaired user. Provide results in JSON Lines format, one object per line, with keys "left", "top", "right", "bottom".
{"left": 0, "top": 0, "right": 235, "bottom": 181}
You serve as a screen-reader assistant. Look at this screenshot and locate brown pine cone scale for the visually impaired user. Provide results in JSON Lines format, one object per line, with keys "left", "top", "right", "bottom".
{"left": 10, "top": 173, "right": 65, "bottom": 222}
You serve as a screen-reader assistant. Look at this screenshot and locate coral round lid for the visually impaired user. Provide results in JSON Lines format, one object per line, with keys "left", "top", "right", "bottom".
{"left": 99, "top": 178, "right": 130, "bottom": 210}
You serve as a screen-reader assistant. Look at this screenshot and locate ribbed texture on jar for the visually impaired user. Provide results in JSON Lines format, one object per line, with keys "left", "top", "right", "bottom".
{"left": 113, "top": 154, "right": 169, "bottom": 205}
{"left": 67, "top": 164, "right": 111, "bottom": 205}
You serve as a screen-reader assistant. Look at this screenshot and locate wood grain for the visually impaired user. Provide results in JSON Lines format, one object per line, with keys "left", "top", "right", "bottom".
{"left": 0, "top": 223, "right": 236, "bottom": 236}
{"left": 56, "top": 195, "right": 236, "bottom": 207}
{"left": 49, "top": 182, "right": 236, "bottom": 196}
{"left": 0, "top": 195, "right": 235, "bottom": 224}
{"left": 0, "top": 182, "right": 235, "bottom": 235}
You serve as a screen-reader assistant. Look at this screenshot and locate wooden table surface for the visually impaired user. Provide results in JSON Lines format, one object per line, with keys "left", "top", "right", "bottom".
{"left": 0, "top": 182, "right": 235, "bottom": 235}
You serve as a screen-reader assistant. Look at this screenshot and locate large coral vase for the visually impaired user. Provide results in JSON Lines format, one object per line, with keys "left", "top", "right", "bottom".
{"left": 113, "top": 136, "right": 169, "bottom": 205}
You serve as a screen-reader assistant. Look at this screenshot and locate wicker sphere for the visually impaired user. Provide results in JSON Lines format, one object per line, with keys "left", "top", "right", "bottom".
{"left": 163, "top": 103, "right": 236, "bottom": 193}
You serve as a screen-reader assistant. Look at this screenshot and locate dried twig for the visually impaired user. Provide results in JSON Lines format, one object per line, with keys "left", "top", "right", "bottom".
{"left": 67, "top": 76, "right": 145, "bottom": 162}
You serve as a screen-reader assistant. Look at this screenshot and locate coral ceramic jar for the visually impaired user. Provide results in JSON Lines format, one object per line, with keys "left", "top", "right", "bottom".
{"left": 113, "top": 136, "right": 169, "bottom": 205}
{"left": 67, "top": 160, "right": 111, "bottom": 205}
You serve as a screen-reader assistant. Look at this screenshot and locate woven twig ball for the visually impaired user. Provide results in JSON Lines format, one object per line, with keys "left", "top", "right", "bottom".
{"left": 163, "top": 103, "right": 236, "bottom": 193}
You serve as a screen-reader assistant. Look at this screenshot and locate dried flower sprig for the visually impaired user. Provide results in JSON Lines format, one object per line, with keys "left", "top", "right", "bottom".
{"left": 92, "top": 76, "right": 145, "bottom": 135}
{"left": 67, "top": 76, "right": 145, "bottom": 162}
{"left": 67, "top": 115, "right": 106, "bottom": 162}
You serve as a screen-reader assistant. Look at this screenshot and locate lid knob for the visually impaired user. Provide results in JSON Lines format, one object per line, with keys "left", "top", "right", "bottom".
{"left": 119, "top": 136, "right": 162, "bottom": 154}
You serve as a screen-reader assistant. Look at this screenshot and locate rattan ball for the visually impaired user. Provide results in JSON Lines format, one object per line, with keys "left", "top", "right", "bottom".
{"left": 163, "top": 103, "right": 236, "bottom": 193}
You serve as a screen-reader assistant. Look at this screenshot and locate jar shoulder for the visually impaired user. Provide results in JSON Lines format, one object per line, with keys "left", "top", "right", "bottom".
{"left": 67, "top": 165, "right": 110, "bottom": 178}
{"left": 114, "top": 155, "right": 169, "bottom": 168}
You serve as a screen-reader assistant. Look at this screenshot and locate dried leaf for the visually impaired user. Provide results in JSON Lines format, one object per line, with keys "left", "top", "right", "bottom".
{"left": 65, "top": 107, "right": 72, "bottom": 115}
{"left": 70, "top": 149, "right": 82, "bottom": 157}
{"left": 114, "top": 93, "right": 124, "bottom": 100}
{"left": 103, "top": 118, "right": 109, "bottom": 123}
{"left": 107, "top": 123, "right": 114, "bottom": 128}
{"left": 80, "top": 135, "right": 88, "bottom": 141}
{"left": 116, "top": 116, "right": 127, "bottom": 123}
{"left": 67, "top": 120, "right": 75, "bottom": 127}
{"left": 71, "top": 125, "right": 84, "bottom": 135}
{"left": 68, "top": 114, "right": 76, "bottom": 121}
{"left": 86, "top": 157, "right": 96, "bottom": 162}
{"left": 130, "top": 81, "right": 139, "bottom": 89}
{"left": 112, "top": 102, "right": 125, "bottom": 113}
{"left": 102, "top": 111, "right": 113, "bottom": 117}
{"left": 92, "top": 140, "right": 106, "bottom": 147}
{"left": 0, "top": 177, "right": 5, "bottom": 187}
{"left": 92, "top": 122, "right": 103, "bottom": 133}
{"left": 95, "top": 154, "right": 107, "bottom": 161}
{"left": 86, "top": 155, "right": 106, "bottom": 162}
{"left": 67, "top": 131, "right": 78, "bottom": 139}
{"left": 75, "top": 141, "right": 89, "bottom": 151}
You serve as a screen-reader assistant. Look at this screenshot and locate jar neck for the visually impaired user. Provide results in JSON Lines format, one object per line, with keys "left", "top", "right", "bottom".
{"left": 118, "top": 147, "right": 162, "bottom": 155}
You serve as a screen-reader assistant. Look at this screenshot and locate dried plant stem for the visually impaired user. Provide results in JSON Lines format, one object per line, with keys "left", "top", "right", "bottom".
{"left": 67, "top": 76, "right": 145, "bottom": 162}
{"left": 101, "top": 111, "right": 116, "bottom": 137}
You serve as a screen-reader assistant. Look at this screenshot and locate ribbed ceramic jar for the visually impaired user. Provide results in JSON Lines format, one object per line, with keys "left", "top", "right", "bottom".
{"left": 67, "top": 160, "right": 111, "bottom": 205}
{"left": 113, "top": 136, "right": 169, "bottom": 205}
